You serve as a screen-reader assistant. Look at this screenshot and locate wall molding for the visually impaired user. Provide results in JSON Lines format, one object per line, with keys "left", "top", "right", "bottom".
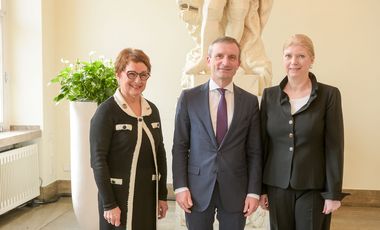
{"left": 38, "top": 180, "right": 71, "bottom": 201}
{"left": 342, "top": 189, "right": 380, "bottom": 207}
{"left": 39, "top": 182, "right": 380, "bottom": 207}
{"left": 168, "top": 187, "right": 380, "bottom": 207}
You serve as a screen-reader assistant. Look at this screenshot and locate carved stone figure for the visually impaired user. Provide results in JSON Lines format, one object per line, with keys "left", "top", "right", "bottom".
{"left": 177, "top": 0, "right": 273, "bottom": 95}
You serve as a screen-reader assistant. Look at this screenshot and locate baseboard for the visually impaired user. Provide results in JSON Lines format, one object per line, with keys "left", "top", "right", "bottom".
{"left": 38, "top": 180, "right": 175, "bottom": 200}
{"left": 57, "top": 180, "right": 71, "bottom": 194}
{"left": 40, "top": 182, "right": 379, "bottom": 207}
{"left": 342, "top": 189, "right": 380, "bottom": 207}
{"left": 167, "top": 183, "right": 175, "bottom": 201}
{"left": 166, "top": 186, "right": 380, "bottom": 207}
{"left": 38, "top": 180, "right": 71, "bottom": 201}
{"left": 38, "top": 181, "right": 58, "bottom": 201}
{"left": 39, "top": 180, "right": 175, "bottom": 200}
{"left": 39, "top": 180, "right": 174, "bottom": 201}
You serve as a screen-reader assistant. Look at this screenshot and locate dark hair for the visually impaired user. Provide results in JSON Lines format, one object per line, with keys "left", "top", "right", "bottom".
{"left": 208, "top": 36, "right": 241, "bottom": 60}
{"left": 114, "top": 48, "right": 151, "bottom": 74}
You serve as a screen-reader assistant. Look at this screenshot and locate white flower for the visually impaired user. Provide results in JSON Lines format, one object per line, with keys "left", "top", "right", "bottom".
{"left": 60, "top": 58, "right": 69, "bottom": 64}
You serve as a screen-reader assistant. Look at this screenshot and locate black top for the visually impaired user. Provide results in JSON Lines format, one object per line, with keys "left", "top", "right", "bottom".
{"left": 260, "top": 73, "right": 347, "bottom": 200}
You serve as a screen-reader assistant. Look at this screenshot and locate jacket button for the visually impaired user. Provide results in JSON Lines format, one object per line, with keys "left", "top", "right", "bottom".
{"left": 289, "top": 133, "right": 293, "bottom": 138}
{"left": 138, "top": 118, "right": 143, "bottom": 122}
{"left": 289, "top": 120, "right": 293, "bottom": 125}
{"left": 289, "top": 147, "right": 294, "bottom": 152}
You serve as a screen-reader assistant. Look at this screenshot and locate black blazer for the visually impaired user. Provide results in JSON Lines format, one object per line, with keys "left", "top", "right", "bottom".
{"left": 260, "top": 73, "right": 347, "bottom": 200}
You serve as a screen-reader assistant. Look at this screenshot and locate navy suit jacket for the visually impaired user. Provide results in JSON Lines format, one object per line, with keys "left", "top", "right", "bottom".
{"left": 172, "top": 81, "right": 262, "bottom": 212}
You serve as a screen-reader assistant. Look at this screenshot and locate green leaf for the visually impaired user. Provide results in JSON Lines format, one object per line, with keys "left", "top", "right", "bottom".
{"left": 49, "top": 55, "right": 118, "bottom": 104}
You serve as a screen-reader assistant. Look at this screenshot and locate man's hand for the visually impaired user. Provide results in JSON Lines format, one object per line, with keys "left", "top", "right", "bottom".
{"left": 243, "top": 196, "right": 259, "bottom": 217}
{"left": 323, "top": 199, "right": 341, "bottom": 214}
{"left": 176, "top": 190, "right": 193, "bottom": 213}
{"left": 158, "top": 200, "right": 169, "bottom": 219}
{"left": 103, "top": 206, "right": 121, "bottom": 227}
{"left": 259, "top": 194, "right": 269, "bottom": 210}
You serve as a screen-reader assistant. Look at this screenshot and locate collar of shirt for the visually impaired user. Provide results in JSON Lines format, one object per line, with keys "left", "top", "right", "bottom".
{"left": 209, "top": 79, "right": 234, "bottom": 93}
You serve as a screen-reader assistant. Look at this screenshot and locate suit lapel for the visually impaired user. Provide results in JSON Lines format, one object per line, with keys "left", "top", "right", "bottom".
{"left": 198, "top": 82, "right": 218, "bottom": 147}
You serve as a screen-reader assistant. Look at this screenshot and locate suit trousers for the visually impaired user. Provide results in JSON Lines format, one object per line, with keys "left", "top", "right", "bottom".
{"left": 267, "top": 185, "right": 331, "bottom": 230}
{"left": 185, "top": 182, "right": 246, "bottom": 230}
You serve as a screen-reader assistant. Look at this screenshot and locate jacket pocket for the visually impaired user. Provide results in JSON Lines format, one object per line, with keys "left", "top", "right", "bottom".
{"left": 151, "top": 122, "right": 160, "bottom": 129}
{"left": 115, "top": 124, "right": 132, "bottom": 131}
{"left": 110, "top": 178, "right": 123, "bottom": 185}
{"left": 188, "top": 165, "right": 200, "bottom": 175}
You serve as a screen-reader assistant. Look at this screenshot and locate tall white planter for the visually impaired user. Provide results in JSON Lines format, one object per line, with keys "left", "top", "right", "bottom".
{"left": 70, "top": 101, "right": 99, "bottom": 230}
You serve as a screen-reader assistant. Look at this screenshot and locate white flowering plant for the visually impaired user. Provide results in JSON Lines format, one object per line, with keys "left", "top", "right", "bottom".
{"left": 50, "top": 52, "right": 118, "bottom": 105}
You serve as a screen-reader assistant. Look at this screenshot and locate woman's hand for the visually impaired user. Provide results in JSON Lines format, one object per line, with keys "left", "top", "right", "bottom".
{"left": 104, "top": 206, "right": 121, "bottom": 226}
{"left": 158, "top": 200, "right": 169, "bottom": 219}
{"left": 323, "top": 199, "right": 341, "bottom": 214}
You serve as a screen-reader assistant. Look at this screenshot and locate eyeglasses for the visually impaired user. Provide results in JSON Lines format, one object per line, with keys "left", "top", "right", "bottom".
{"left": 125, "top": 70, "right": 150, "bottom": 81}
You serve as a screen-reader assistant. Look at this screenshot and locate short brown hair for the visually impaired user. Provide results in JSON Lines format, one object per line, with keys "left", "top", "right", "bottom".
{"left": 114, "top": 48, "right": 151, "bottom": 74}
{"left": 208, "top": 36, "right": 241, "bottom": 61}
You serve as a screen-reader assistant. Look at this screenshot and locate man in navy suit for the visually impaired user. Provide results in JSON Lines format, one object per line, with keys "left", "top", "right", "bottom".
{"left": 172, "top": 36, "right": 263, "bottom": 230}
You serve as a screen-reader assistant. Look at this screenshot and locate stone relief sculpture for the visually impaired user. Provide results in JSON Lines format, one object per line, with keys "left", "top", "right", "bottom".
{"left": 178, "top": 0, "right": 273, "bottom": 95}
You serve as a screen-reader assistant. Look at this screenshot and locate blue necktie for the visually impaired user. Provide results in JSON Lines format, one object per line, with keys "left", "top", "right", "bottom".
{"left": 216, "top": 88, "right": 228, "bottom": 145}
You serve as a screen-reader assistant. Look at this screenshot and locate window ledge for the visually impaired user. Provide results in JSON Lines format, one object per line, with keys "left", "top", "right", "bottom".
{"left": 0, "top": 126, "right": 42, "bottom": 148}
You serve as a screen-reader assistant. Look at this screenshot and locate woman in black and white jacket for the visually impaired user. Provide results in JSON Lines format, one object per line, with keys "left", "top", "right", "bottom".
{"left": 90, "top": 48, "right": 168, "bottom": 230}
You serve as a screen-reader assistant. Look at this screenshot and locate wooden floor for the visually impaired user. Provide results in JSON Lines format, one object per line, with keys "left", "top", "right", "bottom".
{"left": 0, "top": 197, "right": 379, "bottom": 229}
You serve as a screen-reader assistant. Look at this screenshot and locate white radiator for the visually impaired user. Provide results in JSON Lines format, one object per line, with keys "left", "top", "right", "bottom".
{"left": 0, "top": 144, "right": 40, "bottom": 215}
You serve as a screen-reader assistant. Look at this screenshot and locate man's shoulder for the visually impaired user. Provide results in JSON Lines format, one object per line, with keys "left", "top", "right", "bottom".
{"left": 182, "top": 82, "right": 208, "bottom": 95}
{"left": 262, "top": 85, "right": 280, "bottom": 98}
{"left": 234, "top": 84, "right": 258, "bottom": 100}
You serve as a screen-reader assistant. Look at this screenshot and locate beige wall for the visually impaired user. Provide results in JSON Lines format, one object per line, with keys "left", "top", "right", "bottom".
{"left": 6, "top": 0, "right": 380, "bottom": 190}
{"left": 6, "top": 0, "right": 58, "bottom": 186}
{"left": 7, "top": 0, "right": 43, "bottom": 125}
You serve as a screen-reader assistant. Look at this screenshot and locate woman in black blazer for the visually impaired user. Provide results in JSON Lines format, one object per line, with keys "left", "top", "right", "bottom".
{"left": 90, "top": 48, "right": 168, "bottom": 229}
{"left": 259, "top": 34, "right": 347, "bottom": 230}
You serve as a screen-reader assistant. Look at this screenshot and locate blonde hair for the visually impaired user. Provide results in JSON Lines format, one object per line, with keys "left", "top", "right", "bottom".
{"left": 283, "top": 34, "right": 315, "bottom": 60}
